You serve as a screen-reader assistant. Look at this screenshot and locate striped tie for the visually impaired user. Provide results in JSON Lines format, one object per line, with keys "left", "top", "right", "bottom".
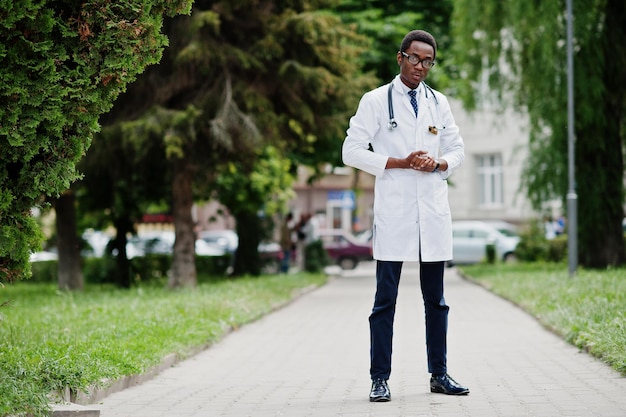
{"left": 408, "top": 90, "right": 418, "bottom": 117}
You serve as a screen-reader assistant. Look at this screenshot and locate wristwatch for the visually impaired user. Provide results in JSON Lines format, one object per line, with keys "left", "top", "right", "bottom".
{"left": 432, "top": 161, "right": 440, "bottom": 173}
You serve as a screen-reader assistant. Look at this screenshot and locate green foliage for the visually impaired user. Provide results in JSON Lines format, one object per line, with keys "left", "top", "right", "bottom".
{"left": 485, "top": 243, "right": 496, "bottom": 264}
{"left": 335, "top": 0, "right": 454, "bottom": 89}
{"left": 515, "top": 221, "right": 568, "bottom": 263}
{"left": 76, "top": 118, "right": 174, "bottom": 287}
{"left": 213, "top": 146, "right": 295, "bottom": 276}
{"left": 0, "top": 0, "right": 192, "bottom": 283}
{"left": 450, "top": 0, "right": 626, "bottom": 267}
{"left": 0, "top": 272, "right": 327, "bottom": 416}
{"left": 515, "top": 221, "right": 551, "bottom": 262}
{"left": 76, "top": 1, "right": 378, "bottom": 280}
{"left": 29, "top": 255, "right": 232, "bottom": 285}
{"left": 304, "top": 240, "right": 331, "bottom": 272}
{"left": 28, "top": 260, "right": 59, "bottom": 283}
{"left": 215, "top": 146, "right": 296, "bottom": 218}
{"left": 460, "top": 263, "right": 626, "bottom": 375}
{"left": 547, "top": 235, "right": 568, "bottom": 262}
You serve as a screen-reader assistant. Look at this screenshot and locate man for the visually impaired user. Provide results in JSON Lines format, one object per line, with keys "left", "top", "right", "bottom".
{"left": 342, "top": 29, "right": 469, "bottom": 402}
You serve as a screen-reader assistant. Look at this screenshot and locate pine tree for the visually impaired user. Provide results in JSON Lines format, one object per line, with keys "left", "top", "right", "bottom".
{"left": 0, "top": 0, "right": 192, "bottom": 283}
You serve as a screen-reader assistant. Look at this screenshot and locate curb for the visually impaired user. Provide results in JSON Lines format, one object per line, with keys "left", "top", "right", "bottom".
{"left": 49, "top": 403, "right": 100, "bottom": 417}
{"left": 49, "top": 353, "right": 181, "bottom": 417}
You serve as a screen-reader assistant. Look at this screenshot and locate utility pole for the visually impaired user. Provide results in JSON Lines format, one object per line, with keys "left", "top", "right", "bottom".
{"left": 566, "top": 0, "right": 578, "bottom": 277}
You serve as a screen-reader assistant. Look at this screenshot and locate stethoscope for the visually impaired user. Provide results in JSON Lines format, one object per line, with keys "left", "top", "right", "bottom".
{"left": 387, "top": 82, "right": 446, "bottom": 133}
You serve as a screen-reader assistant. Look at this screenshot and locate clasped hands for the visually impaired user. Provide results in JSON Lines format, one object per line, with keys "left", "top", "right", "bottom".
{"left": 407, "top": 150, "right": 436, "bottom": 171}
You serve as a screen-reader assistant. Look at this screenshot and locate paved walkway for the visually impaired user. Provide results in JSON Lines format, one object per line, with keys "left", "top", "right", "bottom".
{"left": 92, "top": 263, "right": 626, "bottom": 417}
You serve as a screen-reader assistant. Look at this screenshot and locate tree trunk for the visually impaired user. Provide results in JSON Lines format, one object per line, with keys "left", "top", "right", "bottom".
{"left": 578, "top": 0, "right": 626, "bottom": 268}
{"left": 577, "top": 119, "right": 625, "bottom": 268}
{"left": 111, "top": 217, "right": 133, "bottom": 288}
{"left": 232, "top": 211, "right": 261, "bottom": 277}
{"left": 169, "top": 159, "right": 197, "bottom": 288}
{"left": 55, "top": 191, "right": 84, "bottom": 291}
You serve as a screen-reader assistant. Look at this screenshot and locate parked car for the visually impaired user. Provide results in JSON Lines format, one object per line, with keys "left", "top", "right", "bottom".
{"left": 29, "top": 248, "right": 58, "bottom": 262}
{"left": 126, "top": 231, "right": 175, "bottom": 258}
{"left": 126, "top": 231, "right": 223, "bottom": 259}
{"left": 481, "top": 220, "right": 520, "bottom": 238}
{"left": 354, "top": 229, "right": 373, "bottom": 243}
{"left": 451, "top": 220, "right": 520, "bottom": 265}
{"left": 197, "top": 230, "right": 238, "bottom": 255}
{"left": 317, "top": 229, "right": 373, "bottom": 270}
{"left": 197, "top": 229, "right": 283, "bottom": 273}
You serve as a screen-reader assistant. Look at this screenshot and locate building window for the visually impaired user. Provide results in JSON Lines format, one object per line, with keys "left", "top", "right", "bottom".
{"left": 476, "top": 153, "right": 503, "bottom": 208}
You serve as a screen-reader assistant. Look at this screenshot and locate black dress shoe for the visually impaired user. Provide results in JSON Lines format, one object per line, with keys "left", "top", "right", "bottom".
{"left": 369, "top": 378, "right": 391, "bottom": 402}
{"left": 430, "top": 374, "right": 469, "bottom": 395}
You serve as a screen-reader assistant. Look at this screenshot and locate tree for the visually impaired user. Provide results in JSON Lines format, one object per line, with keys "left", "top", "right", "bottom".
{"left": 0, "top": 0, "right": 192, "bottom": 284}
{"left": 92, "top": 0, "right": 377, "bottom": 285}
{"left": 335, "top": 0, "right": 454, "bottom": 87}
{"left": 451, "top": 0, "right": 625, "bottom": 267}
{"left": 76, "top": 121, "right": 171, "bottom": 287}
{"left": 54, "top": 191, "right": 83, "bottom": 290}
{"left": 213, "top": 146, "right": 295, "bottom": 277}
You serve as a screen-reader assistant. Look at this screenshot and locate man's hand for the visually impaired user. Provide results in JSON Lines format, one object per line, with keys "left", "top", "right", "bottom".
{"left": 385, "top": 151, "right": 446, "bottom": 172}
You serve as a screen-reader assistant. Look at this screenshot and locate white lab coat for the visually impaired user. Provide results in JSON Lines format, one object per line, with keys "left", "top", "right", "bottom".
{"left": 342, "top": 75, "right": 464, "bottom": 262}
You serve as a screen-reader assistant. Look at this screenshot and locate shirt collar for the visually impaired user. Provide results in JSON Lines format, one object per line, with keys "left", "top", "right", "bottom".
{"left": 396, "top": 76, "right": 423, "bottom": 96}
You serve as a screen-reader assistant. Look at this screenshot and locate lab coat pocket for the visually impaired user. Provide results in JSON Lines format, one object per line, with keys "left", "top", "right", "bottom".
{"left": 374, "top": 179, "right": 404, "bottom": 218}
{"left": 434, "top": 180, "right": 450, "bottom": 216}
{"left": 423, "top": 129, "right": 439, "bottom": 152}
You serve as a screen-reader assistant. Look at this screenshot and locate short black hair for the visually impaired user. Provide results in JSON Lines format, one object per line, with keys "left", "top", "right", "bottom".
{"left": 399, "top": 30, "right": 437, "bottom": 59}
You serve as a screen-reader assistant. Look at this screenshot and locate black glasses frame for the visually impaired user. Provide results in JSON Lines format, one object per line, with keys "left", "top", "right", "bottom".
{"left": 401, "top": 51, "right": 435, "bottom": 69}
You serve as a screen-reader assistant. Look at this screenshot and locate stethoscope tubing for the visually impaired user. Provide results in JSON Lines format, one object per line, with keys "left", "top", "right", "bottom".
{"left": 387, "top": 81, "right": 444, "bottom": 131}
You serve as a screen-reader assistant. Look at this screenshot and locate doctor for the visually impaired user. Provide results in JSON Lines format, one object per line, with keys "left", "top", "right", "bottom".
{"left": 342, "top": 29, "right": 469, "bottom": 402}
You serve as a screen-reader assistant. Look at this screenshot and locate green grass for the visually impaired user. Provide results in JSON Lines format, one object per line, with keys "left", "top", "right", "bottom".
{"left": 0, "top": 272, "right": 327, "bottom": 417}
{"left": 459, "top": 262, "right": 626, "bottom": 376}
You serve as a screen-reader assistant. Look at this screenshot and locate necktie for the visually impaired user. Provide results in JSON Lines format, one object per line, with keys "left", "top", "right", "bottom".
{"left": 408, "top": 90, "right": 418, "bottom": 117}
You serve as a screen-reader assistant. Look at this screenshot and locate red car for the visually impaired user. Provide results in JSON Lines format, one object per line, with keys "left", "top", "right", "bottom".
{"left": 317, "top": 229, "right": 373, "bottom": 270}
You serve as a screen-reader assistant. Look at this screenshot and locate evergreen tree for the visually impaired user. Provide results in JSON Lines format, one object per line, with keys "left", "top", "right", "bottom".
{"left": 0, "top": 0, "right": 192, "bottom": 283}
{"left": 96, "top": 0, "right": 377, "bottom": 284}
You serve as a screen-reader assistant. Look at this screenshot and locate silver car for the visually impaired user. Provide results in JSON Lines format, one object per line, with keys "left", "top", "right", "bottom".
{"left": 451, "top": 220, "right": 520, "bottom": 265}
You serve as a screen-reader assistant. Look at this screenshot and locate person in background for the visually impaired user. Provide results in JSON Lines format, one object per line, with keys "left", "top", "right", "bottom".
{"left": 555, "top": 215, "right": 566, "bottom": 236}
{"left": 342, "top": 29, "right": 469, "bottom": 402}
{"left": 544, "top": 215, "right": 558, "bottom": 240}
{"left": 279, "top": 213, "right": 295, "bottom": 273}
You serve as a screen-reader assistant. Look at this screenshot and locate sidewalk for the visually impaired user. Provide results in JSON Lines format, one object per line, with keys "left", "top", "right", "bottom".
{"left": 91, "top": 263, "right": 626, "bottom": 417}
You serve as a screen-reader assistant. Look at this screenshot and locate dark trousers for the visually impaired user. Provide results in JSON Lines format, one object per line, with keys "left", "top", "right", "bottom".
{"left": 369, "top": 260, "right": 448, "bottom": 380}
{"left": 280, "top": 249, "right": 291, "bottom": 273}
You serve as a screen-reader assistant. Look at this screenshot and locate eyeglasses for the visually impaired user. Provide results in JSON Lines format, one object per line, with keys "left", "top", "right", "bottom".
{"left": 401, "top": 52, "right": 435, "bottom": 69}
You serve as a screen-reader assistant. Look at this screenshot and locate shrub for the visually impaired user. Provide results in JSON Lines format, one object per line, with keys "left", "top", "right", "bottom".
{"left": 304, "top": 240, "right": 330, "bottom": 272}
{"left": 485, "top": 243, "right": 496, "bottom": 264}
{"left": 29, "top": 255, "right": 232, "bottom": 286}
{"left": 515, "top": 220, "right": 567, "bottom": 263}
{"left": 29, "top": 261, "right": 58, "bottom": 283}
{"left": 515, "top": 221, "right": 549, "bottom": 262}
{"left": 547, "top": 235, "right": 568, "bottom": 262}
